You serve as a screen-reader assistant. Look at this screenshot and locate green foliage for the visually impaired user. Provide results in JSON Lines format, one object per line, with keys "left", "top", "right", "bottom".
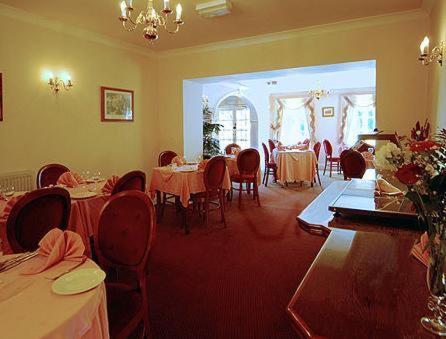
{"left": 202, "top": 98, "right": 222, "bottom": 157}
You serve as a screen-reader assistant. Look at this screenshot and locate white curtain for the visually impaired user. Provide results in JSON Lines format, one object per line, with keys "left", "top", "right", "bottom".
{"left": 339, "top": 94, "right": 376, "bottom": 148}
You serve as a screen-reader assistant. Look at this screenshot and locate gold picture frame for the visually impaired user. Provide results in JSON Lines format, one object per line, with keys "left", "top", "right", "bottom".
{"left": 322, "top": 106, "right": 334, "bottom": 118}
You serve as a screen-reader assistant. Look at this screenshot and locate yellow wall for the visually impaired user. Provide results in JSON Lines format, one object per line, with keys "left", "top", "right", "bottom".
{"left": 0, "top": 15, "right": 159, "bottom": 178}
{"left": 428, "top": 0, "right": 446, "bottom": 129}
{"left": 158, "top": 15, "right": 429, "bottom": 153}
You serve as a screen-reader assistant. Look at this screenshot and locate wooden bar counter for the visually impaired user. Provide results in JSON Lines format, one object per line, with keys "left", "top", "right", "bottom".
{"left": 288, "top": 181, "right": 435, "bottom": 338}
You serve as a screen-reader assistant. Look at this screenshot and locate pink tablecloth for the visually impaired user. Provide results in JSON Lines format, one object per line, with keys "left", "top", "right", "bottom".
{"left": 276, "top": 150, "right": 316, "bottom": 184}
{"left": 0, "top": 184, "right": 109, "bottom": 256}
{"left": 0, "top": 254, "right": 109, "bottom": 338}
{"left": 224, "top": 156, "right": 262, "bottom": 185}
{"left": 149, "top": 166, "right": 231, "bottom": 207}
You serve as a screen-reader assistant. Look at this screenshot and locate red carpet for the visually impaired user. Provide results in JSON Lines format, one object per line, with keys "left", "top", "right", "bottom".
{"left": 148, "top": 185, "right": 325, "bottom": 338}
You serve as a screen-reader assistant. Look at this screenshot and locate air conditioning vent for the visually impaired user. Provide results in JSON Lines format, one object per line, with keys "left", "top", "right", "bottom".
{"left": 196, "top": 0, "right": 232, "bottom": 18}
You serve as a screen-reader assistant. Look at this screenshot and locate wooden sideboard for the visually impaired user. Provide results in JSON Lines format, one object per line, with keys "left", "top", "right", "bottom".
{"left": 287, "top": 180, "right": 434, "bottom": 338}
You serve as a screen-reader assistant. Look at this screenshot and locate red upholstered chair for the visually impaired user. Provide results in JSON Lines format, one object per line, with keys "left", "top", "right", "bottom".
{"left": 313, "top": 142, "right": 322, "bottom": 186}
{"left": 6, "top": 187, "right": 71, "bottom": 253}
{"left": 268, "top": 139, "right": 276, "bottom": 154}
{"left": 323, "top": 139, "right": 341, "bottom": 177}
{"left": 94, "top": 190, "right": 156, "bottom": 339}
{"left": 230, "top": 148, "right": 261, "bottom": 207}
{"left": 261, "top": 142, "right": 277, "bottom": 187}
{"left": 36, "top": 163, "right": 69, "bottom": 188}
{"left": 224, "top": 143, "right": 241, "bottom": 155}
{"left": 340, "top": 150, "right": 367, "bottom": 180}
{"left": 112, "top": 170, "right": 146, "bottom": 195}
{"left": 191, "top": 156, "right": 227, "bottom": 227}
{"left": 158, "top": 150, "right": 178, "bottom": 167}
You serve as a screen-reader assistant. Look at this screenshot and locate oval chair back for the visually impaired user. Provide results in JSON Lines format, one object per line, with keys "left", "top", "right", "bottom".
{"left": 203, "top": 156, "right": 227, "bottom": 193}
{"left": 313, "top": 142, "right": 321, "bottom": 161}
{"left": 237, "top": 148, "right": 260, "bottom": 177}
{"left": 158, "top": 151, "right": 178, "bottom": 167}
{"left": 6, "top": 187, "right": 71, "bottom": 253}
{"left": 94, "top": 190, "right": 155, "bottom": 337}
{"left": 262, "top": 142, "right": 270, "bottom": 164}
{"left": 224, "top": 143, "right": 241, "bottom": 155}
{"left": 323, "top": 139, "right": 333, "bottom": 158}
{"left": 112, "top": 170, "right": 146, "bottom": 195}
{"left": 340, "top": 150, "right": 367, "bottom": 180}
{"left": 36, "top": 163, "right": 69, "bottom": 188}
{"left": 268, "top": 139, "right": 276, "bottom": 154}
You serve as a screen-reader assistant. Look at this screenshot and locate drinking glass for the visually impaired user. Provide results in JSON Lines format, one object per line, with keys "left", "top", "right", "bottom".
{"left": 3, "top": 185, "right": 14, "bottom": 199}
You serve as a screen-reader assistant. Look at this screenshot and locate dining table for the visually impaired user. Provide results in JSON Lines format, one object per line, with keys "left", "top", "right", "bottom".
{"left": 273, "top": 149, "right": 317, "bottom": 186}
{"left": 0, "top": 182, "right": 109, "bottom": 256}
{"left": 0, "top": 254, "right": 109, "bottom": 339}
{"left": 149, "top": 164, "right": 231, "bottom": 234}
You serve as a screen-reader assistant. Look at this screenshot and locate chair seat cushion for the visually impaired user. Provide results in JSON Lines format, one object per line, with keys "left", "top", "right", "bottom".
{"left": 106, "top": 282, "right": 143, "bottom": 337}
{"left": 328, "top": 157, "right": 340, "bottom": 161}
{"left": 231, "top": 174, "right": 256, "bottom": 182}
{"left": 266, "top": 162, "right": 277, "bottom": 168}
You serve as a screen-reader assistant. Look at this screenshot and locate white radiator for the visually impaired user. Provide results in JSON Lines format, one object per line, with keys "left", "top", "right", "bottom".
{"left": 0, "top": 170, "right": 35, "bottom": 192}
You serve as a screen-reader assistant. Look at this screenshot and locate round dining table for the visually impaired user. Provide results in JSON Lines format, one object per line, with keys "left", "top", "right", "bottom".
{"left": 0, "top": 255, "right": 109, "bottom": 339}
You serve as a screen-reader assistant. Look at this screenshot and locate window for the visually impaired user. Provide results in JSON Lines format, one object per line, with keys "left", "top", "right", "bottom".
{"left": 345, "top": 94, "right": 376, "bottom": 146}
{"left": 216, "top": 96, "right": 253, "bottom": 150}
{"left": 280, "top": 98, "right": 310, "bottom": 145}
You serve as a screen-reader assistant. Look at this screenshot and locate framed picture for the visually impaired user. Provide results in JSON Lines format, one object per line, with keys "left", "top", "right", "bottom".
{"left": 0, "top": 73, "right": 3, "bottom": 121}
{"left": 322, "top": 106, "right": 334, "bottom": 118}
{"left": 101, "top": 86, "right": 134, "bottom": 122}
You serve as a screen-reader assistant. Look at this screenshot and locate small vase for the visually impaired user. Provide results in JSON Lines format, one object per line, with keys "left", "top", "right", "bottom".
{"left": 421, "top": 247, "right": 446, "bottom": 336}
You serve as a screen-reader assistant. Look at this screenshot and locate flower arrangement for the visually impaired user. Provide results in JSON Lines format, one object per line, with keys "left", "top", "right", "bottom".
{"left": 376, "top": 125, "right": 446, "bottom": 334}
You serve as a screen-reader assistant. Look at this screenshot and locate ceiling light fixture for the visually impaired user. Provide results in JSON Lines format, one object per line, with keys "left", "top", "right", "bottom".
{"left": 308, "top": 82, "right": 329, "bottom": 100}
{"left": 419, "top": 36, "right": 443, "bottom": 66}
{"left": 119, "top": 0, "right": 184, "bottom": 42}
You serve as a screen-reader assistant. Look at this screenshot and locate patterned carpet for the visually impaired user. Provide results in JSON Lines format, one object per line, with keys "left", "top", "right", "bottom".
{"left": 147, "top": 179, "right": 328, "bottom": 339}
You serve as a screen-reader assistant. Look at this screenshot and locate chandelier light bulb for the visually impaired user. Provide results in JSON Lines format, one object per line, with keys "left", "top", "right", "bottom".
{"left": 176, "top": 4, "right": 182, "bottom": 21}
{"left": 420, "top": 36, "right": 430, "bottom": 55}
{"left": 120, "top": 1, "right": 127, "bottom": 17}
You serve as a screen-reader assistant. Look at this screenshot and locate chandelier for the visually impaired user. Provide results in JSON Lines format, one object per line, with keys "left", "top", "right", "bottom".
{"left": 308, "top": 82, "right": 330, "bottom": 100}
{"left": 119, "top": 0, "right": 184, "bottom": 42}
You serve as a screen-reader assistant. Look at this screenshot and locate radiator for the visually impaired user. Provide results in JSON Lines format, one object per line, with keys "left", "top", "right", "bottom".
{"left": 0, "top": 170, "right": 35, "bottom": 192}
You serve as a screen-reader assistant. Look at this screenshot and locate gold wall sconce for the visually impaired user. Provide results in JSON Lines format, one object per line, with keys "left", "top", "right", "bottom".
{"left": 45, "top": 71, "right": 73, "bottom": 93}
{"left": 419, "top": 36, "right": 443, "bottom": 66}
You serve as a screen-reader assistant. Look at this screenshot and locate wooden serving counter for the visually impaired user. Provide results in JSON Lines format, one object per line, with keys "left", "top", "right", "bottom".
{"left": 288, "top": 181, "right": 434, "bottom": 338}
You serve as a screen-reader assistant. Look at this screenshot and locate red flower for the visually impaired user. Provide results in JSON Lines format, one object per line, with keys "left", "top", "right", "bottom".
{"left": 395, "top": 164, "right": 422, "bottom": 185}
{"left": 410, "top": 140, "right": 438, "bottom": 152}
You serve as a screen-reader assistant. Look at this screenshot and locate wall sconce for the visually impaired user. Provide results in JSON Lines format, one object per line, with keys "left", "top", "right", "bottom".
{"left": 419, "top": 36, "right": 443, "bottom": 66}
{"left": 46, "top": 71, "right": 73, "bottom": 93}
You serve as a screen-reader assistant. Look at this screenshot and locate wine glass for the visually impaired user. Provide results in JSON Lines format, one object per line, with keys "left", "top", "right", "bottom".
{"left": 3, "top": 185, "right": 14, "bottom": 199}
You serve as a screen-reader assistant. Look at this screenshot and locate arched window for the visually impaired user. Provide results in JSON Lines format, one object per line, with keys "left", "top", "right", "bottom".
{"left": 215, "top": 95, "right": 258, "bottom": 150}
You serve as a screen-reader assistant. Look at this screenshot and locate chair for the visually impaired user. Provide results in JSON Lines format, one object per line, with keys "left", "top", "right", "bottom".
{"left": 313, "top": 142, "right": 322, "bottom": 186}
{"left": 230, "top": 148, "right": 261, "bottom": 207}
{"left": 268, "top": 139, "right": 276, "bottom": 154}
{"left": 157, "top": 151, "right": 179, "bottom": 217}
{"left": 158, "top": 150, "right": 178, "bottom": 167}
{"left": 340, "top": 150, "right": 367, "bottom": 180}
{"left": 191, "top": 156, "right": 227, "bottom": 227}
{"left": 261, "top": 142, "right": 277, "bottom": 187}
{"left": 94, "top": 190, "right": 156, "bottom": 339}
{"left": 322, "top": 140, "right": 341, "bottom": 177}
{"left": 112, "top": 170, "right": 146, "bottom": 195}
{"left": 224, "top": 143, "right": 241, "bottom": 155}
{"left": 6, "top": 187, "right": 71, "bottom": 253}
{"left": 36, "top": 163, "right": 69, "bottom": 188}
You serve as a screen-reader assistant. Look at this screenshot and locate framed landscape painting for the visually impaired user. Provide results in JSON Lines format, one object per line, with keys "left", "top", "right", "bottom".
{"left": 322, "top": 106, "right": 334, "bottom": 118}
{"left": 101, "top": 86, "right": 134, "bottom": 122}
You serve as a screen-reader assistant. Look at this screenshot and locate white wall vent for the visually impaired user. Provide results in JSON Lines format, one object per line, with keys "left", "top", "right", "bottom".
{"left": 196, "top": 0, "right": 232, "bottom": 18}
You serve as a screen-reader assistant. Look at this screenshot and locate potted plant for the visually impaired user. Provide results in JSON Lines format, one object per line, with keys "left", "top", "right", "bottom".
{"left": 202, "top": 97, "right": 222, "bottom": 159}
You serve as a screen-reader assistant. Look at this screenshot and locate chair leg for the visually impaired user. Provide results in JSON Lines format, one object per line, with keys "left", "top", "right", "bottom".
{"left": 205, "top": 195, "right": 209, "bottom": 227}
{"left": 254, "top": 182, "right": 261, "bottom": 207}
{"left": 247, "top": 182, "right": 251, "bottom": 194}
{"left": 219, "top": 191, "right": 226, "bottom": 227}
{"left": 317, "top": 170, "right": 322, "bottom": 187}
{"left": 323, "top": 157, "right": 328, "bottom": 175}
{"left": 265, "top": 169, "right": 269, "bottom": 187}
{"left": 329, "top": 161, "right": 333, "bottom": 178}
{"left": 273, "top": 168, "right": 277, "bottom": 182}
{"left": 238, "top": 182, "right": 243, "bottom": 208}
{"left": 262, "top": 167, "right": 267, "bottom": 185}
{"left": 161, "top": 193, "right": 166, "bottom": 217}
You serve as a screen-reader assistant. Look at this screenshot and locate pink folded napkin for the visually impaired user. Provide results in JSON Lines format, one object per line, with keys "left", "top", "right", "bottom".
{"left": 101, "top": 175, "right": 120, "bottom": 195}
{"left": 57, "top": 171, "right": 85, "bottom": 188}
{"left": 1, "top": 194, "right": 25, "bottom": 220}
{"left": 172, "top": 156, "right": 186, "bottom": 166}
{"left": 22, "top": 228, "right": 85, "bottom": 275}
{"left": 411, "top": 232, "right": 430, "bottom": 267}
{"left": 198, "top": 160, "right": 209, "bottom": 171}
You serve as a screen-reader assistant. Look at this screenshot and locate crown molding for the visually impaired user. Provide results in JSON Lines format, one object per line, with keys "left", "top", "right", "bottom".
{"left": 158, "top": 9, "right": 428, "bottom": 58}
{"left": 0, "top": 3, "right": 156, "bottom": 58}
{"left": 421, "top": 0, "right": 435, "bottom": 14}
